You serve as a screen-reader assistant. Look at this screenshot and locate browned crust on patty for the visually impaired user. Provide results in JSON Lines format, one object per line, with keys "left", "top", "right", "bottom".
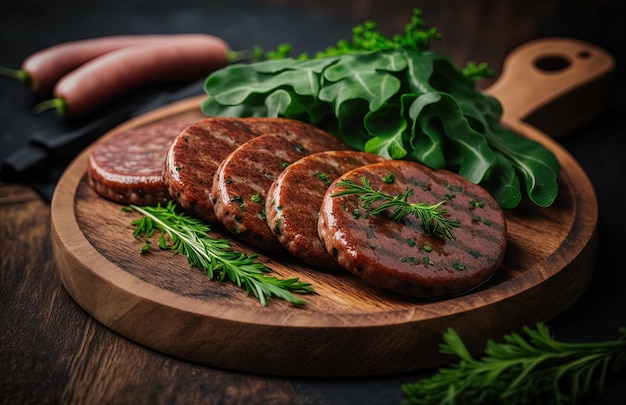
{"left": 318, "top": 159, "right": 507, "bottom": 299}
{"left": 212, "top": 131, "right": 350, "bottom": 252}
{"left": 164, "top": 117, "right": 345, "bottom": 223}
{"left": 87, "top": 121, "right": 191, "bottom": 205}
{"left": 266, "top": 151, "right": 386, "bottom": 269}
{"left": 163, "top": 117, "right": 259, "bottom": 222}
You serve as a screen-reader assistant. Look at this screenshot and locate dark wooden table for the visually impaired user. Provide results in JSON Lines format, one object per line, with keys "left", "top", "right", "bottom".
{"left": 2, "top": 1, "right": 625, "bottom": 403}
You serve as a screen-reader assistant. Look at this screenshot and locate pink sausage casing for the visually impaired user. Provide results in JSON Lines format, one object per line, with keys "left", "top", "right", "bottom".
{"left": 22, "top": 34, "right": 188, "bottom": 95}
{"left": 53, "top": 34, "right": 229, "bottom": 117}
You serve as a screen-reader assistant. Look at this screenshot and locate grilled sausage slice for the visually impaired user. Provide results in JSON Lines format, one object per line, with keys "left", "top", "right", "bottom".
{"left": 212, "top": 131, "right": 349, "bottom": 252}
{"left": 266, "top": 150, "right": 386, "bottom": 269}
{"left": 87, "top": 121, "right": 191, "bottom": 205}
{"left": 318, "top": 159, "right": 507, "bottom": 299}
{"left": 164, "top": 117, "right": 348, "bottom": 224}
{"left": 163, "top": 117, "right": 259, "bottom": 222}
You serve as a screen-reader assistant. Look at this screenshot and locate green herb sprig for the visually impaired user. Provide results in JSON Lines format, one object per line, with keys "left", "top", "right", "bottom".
{"left": 332, "top": 176, "right": 459, "bottom": 240}
{"left": 401, "top": 323, "right": 626, "bottom": 404}
{"left": 124, "top": 201, "right": 314, "bottom": 306}
{"left": 461, "top": 61, "right": 495, "bottom": 82}
{"left": 256, "top": 8, "right": 442, "bottom": 61}
{"left": 308, "top": 8, "right": 442, "bottom": 58}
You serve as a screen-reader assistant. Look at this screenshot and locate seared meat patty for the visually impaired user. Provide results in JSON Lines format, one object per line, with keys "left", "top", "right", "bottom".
{"left": 266, "top": 150, "right": 386, "bottom": 269}
{"left": 164, "top": 117, "right": 344, "bottom": 223}
{"left": 212, "top": 131, "right": 349, "bottom": 252}
{"left": 88, "top": 121, "right": 191, "bottom": 205}
{"left": 318, "top": 159, "right": 507, "bottom": 299}
{"left": 163, "top": 117, "right": 259, "bottom": 222}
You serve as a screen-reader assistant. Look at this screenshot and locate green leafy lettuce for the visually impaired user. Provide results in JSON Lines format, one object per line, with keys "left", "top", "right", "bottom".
{"left": 202, "top": 9, "right": 559, "bottom": 209}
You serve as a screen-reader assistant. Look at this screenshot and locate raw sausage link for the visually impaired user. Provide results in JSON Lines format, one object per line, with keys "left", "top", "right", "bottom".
{"left": 13, "top": 34, "right": 192, "bottom": 95}
{"left": 51, "top": 35, "right": 229, "bottom": 117}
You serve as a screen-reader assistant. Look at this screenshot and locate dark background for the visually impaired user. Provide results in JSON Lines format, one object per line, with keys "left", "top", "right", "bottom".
{"left": 1, "top": 0, "right": 625, "bottom": 403}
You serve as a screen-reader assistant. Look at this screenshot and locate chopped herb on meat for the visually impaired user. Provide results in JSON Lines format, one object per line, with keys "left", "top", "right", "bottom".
{"left": 332, "top": 176, "right": 459, "bottom": 240}
{"left": 313, "top": 170, "right": 332, "bottom": 186}
{"left": 250, "top": 192, "right": 263, "bottom": 204}
{"left": 382, "top": 173, "right": 395, "bottom": 184}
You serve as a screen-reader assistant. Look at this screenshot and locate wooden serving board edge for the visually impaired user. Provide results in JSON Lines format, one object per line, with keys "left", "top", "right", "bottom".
{"left": 50, "top": 93, "right": 598, "bottom": 377}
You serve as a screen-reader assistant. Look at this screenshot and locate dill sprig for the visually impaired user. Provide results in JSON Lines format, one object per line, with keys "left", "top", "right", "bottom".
{"left": 124, "top": 201, "right": 314, "bottom": 306}
{"left": 401, "top": 323, "right": 626, "bottom": 405}
{"left": 332, "top": 176, "right": 459, "bottom": 240}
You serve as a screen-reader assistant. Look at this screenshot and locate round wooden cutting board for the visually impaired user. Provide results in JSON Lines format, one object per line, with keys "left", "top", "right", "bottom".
{"left": 51, "top": 38, "right": 614, "bottom": 377}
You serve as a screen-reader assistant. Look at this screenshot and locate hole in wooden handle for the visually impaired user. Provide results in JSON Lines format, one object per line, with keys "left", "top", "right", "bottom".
{"left": 534, "top": 55, "right": 571, "bottom": 72}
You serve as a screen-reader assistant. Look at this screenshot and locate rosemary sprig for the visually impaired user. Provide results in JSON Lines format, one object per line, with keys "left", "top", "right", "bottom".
{"left": 124, "top": 201, "right": 314, "bottom": 306}
{"left": 332, "top": 176, "right": 459, "bottom": 240}
{"left": 401, "top": 323, "right": 626, "bottom": 405}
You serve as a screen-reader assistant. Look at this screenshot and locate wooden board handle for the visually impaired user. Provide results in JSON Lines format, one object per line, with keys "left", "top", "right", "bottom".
{"left": 484, "top": 37, "right": 615, "bottom": 137}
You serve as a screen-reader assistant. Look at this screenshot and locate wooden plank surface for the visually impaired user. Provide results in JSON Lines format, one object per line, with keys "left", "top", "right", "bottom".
{"left": 50, "top": 38, "right": 610, "bottom": 377}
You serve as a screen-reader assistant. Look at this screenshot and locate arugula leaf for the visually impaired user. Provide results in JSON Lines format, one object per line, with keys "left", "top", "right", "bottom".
{"left": 203, "top": 10, "right": 560, "bottom": 209}
{"left": 319, "top": 51, "right": 405, "bottom": 113}
{"left": 406, "top": 91, "right": 496, "bottom": 184}
{"left": 363, "top": 96, "right": 410, "bottom": 159}
{"left": 483, "top": 126, "right": 560, "bottom": 207}
{"left": 204, "top": 58, "right": 330, "bottom": 106}
{"left": 481, "top": 152, "right": 523, "bottom": 209}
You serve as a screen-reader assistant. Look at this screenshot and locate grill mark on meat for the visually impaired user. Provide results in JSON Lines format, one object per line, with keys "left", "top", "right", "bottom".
{"left": 87, "top": 121, "right": 191, "bottom": 205}
{"left": 163, "top": 117, "right": 343, "bottom": 223}
{"left": 266, "top": 150, "right": 386, "bottom": 270}
{"left": 163, "top": 117, "right": 259, "bottom": 222}
{"left": 318, "top": 159, "right": 507, "bottom": 299}
{"left": 212, "top": 132, "right": 349, "bottom": 252}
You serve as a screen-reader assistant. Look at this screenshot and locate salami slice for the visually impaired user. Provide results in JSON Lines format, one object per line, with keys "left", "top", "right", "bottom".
{"left": 266, "top": 150, "right": 386, "bottom": 269}
{"left": 318, "top": 159, "right": 507, "bottom": 299}
{"left": 87, "top": 121, "right": 190, "bottom": 205}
